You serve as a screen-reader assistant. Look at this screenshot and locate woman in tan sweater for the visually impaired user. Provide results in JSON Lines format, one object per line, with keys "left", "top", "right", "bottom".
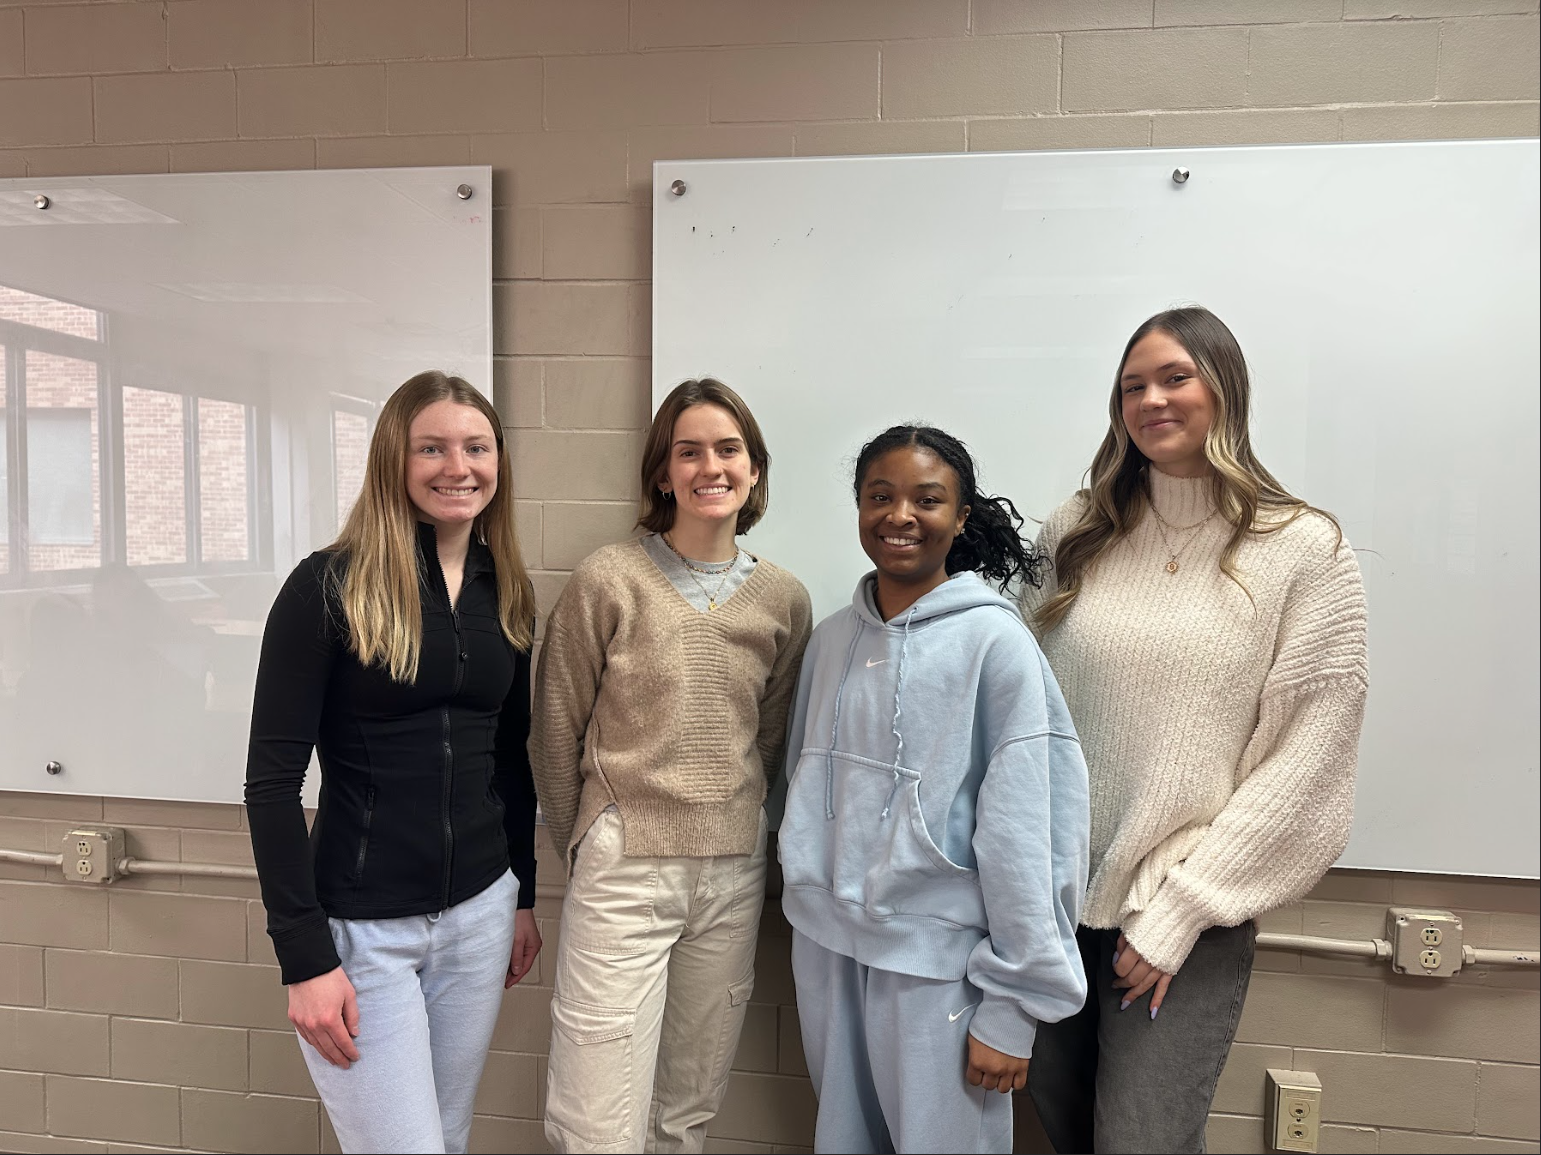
{"left": 1019, "top": 307, "right": 1368, "bottom": 1153}
{"left": 531, "top": 378, "right": 812, "bottom": 1155}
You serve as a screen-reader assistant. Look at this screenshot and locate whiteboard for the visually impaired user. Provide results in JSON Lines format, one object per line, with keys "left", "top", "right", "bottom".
{"left": 0, "top": 166, "right": 491, "bottom": 805}
{"left": 652, "top": 141, "right": 1540, "bottom": 879}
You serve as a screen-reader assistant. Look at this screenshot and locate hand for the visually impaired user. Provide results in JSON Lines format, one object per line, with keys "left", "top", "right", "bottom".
{"left": 505, "top": 908, "right": 543, "bottom": 988}
{"left": 1112, "top": 932, "right": 1174, "bottom": 1017}
{"left": 966, "top": 1033, "right": 1029, "bottom": 1094}
{"left": 288, "top": 966, "right": 360, "bottom": 1069}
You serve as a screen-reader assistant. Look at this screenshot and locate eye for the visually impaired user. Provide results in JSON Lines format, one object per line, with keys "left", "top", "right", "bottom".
{"left": 467, "top": 444, "right": 491, "bottom": 455}
{"left": 1167, "top": 373, "right": 1190, "bottom": 385}
{"left": 868, "top": 492, "right": 889, "bottom": 503}
{"left": 418, "top": 444, "right": 442, "bottom": 454}
{"left": 1123, "top": 384, "right": 1144, "bottom": 395}
{"left": 720, "top": 446, "right": 739, "bottom": 456}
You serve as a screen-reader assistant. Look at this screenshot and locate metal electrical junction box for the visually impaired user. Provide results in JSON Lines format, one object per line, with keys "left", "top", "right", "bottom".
{"left": 62, "top": 826, "right": 125, "bottom": 884}
{"left": 1387, "top": 907, "right": 1464, "bottom": 977}
{"left": 1266, "top": 1069, "right": 1322, "bottom": 1153}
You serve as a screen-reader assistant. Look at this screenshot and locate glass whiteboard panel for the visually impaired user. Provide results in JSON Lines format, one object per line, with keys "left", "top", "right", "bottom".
{"left": 0, "top": 166, "right": 492, "bottom": 804}
{"left": 653, "top": 141, "right": 1540, "bottom": 878}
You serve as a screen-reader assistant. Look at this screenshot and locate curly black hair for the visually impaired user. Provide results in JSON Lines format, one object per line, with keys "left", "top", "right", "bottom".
{"left": 853, "top": 424, "right": 1044, "bottom": 593}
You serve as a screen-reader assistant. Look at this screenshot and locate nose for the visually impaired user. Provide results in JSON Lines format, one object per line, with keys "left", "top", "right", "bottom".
{"left": 442, "top": 449, "right": 471, "bottom": 475}
{"left": 886, "top": 501, "right": 918, "bottom": 527}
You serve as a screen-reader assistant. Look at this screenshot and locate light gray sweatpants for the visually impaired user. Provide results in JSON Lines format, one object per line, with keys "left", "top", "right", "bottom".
{"left": 299, "top": 869, "right": 519, "bottom": 1154}
{"left": 791, "top": 929, "right": 1014, "bottom": 1155}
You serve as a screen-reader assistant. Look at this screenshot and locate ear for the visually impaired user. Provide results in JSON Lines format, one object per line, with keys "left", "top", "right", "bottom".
{"left": 955, "top": 504, "right": 971, "bottom": 537}
{"left": 749, "top": 462, "right": 762, "bottom": 488}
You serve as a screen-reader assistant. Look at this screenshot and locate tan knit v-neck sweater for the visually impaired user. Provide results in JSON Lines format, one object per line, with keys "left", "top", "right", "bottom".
{"left": 530, "top": 539, "right": 812, "bottom": 870}
{"left": 1020, "top": 470, "right": 1368, "bottom": 973}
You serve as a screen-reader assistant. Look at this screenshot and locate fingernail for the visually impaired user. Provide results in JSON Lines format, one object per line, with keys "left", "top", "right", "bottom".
{"left": 1119, "top": 999, "right": 1130, "bottom": 1011}
{"left": 1111, "top": 952, "right": 1121, "bottom": 965}
{"left": 1150, "top": 1006, "right": 1160, "bottom": 1021}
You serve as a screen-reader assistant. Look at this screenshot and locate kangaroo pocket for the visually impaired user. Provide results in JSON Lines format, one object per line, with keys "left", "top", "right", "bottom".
{"left": 779, "top": 749, "right": 986, "bottom": 930}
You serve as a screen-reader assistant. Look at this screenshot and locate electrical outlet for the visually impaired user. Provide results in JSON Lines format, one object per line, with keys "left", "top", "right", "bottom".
{"left": 1266, "top": 1069, "right": 1321, "bottom": 1153}
{"left": 1388, "top": 908, "right": 1463, "bottom": 977}
{"left": 61, "top": 826, "right": 125, "bottom": 885}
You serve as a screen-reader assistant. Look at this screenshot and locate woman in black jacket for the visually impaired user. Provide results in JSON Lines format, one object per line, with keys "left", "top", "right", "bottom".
{"left": 245, "top": 371, "right": 540, "bottom": 1154}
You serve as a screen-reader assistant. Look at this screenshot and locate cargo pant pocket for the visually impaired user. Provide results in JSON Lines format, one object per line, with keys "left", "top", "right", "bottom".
{"left": 546, "top": 997, "right": 638, "bottom": 1151}
{"left": 708, "top": 975, "right": 757, "bottom": 1098}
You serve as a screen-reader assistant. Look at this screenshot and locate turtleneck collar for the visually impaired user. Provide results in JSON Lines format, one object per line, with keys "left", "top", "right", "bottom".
{"left": 1147, "top": 467, "right": 1216, "bottom": 526}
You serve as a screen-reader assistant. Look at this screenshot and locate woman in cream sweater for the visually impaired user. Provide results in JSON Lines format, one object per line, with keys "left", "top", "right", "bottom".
{"left": 1020, "top": 307, "right": 1368, "bottom": 1154}
{"left": 531, "top": 378, "right": 812, "bottom": 1155}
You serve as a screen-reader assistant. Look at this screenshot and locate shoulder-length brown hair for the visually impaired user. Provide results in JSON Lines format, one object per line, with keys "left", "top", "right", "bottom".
{"left": 1036, "top": 307, "right": 1340, "bottom": 632}
{"left": 636, "top": 378, "right": 771, "bottom": 536}
{"left": 329, "top": 370, "right": 535, "bottom": 682}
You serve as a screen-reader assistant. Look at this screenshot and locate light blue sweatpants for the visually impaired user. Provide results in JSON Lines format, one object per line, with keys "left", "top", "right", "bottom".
{"left": 300, "top": 869, "right": 519, "bottom": 1154}
{"left": 791, "top": 930, "right": 1013, "bottom": 1155}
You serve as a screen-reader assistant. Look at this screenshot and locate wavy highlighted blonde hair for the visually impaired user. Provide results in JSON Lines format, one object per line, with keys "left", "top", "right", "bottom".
{"left": 1036, "top": 306, "right": 1340, "bottom": 632}
{"left": 329, "top": 370, "right": 535, "bottom": 682}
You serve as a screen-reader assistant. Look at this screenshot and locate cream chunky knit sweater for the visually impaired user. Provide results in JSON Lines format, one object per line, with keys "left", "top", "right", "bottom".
{"left": 1020, "top": 470, "right": 1368, "bottom": 974}
{"left": 530, "top": 539, "right": 812, "bottom": 870}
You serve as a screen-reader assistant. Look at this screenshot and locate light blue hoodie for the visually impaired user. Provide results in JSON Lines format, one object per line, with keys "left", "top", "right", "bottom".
{"left": 778, "top": 571, "right": 1090, "bottom": 1057}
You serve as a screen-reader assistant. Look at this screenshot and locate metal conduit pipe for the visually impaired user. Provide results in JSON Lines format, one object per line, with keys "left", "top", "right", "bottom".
{"left": 0, "top": 848, "right": 65, "bottom": 867}
{"left": 1255, "top": 931, "right": 1537, "bottom": 968}
{"left": 2, "top": 846, "right": 1536, "bottom": 966}
{"left": 117, "top": 857, "right": 258, "bottom": 880}
{"left": 1465, "top": 946, "right": 1539, "bottom": 967}
{"left": 1256, "top": 932, "right": 1393, "bottom": 960}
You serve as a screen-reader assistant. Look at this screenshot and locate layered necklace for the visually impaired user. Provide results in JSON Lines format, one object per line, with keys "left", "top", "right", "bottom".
{"left": 661, "top": 533, "right": 740, "bottom": 610}
{"left": 1148, "top": 504, "right": 1219, "bottom": 575}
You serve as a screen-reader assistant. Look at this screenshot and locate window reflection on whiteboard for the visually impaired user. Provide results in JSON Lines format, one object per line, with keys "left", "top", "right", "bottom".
{"left": 0, "top": 166, "right": 492, "bottom": 803}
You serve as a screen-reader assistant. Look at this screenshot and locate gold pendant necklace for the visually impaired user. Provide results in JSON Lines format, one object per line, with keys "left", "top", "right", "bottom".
{"left": 662, "top": 533, "right": 738, "bottom": 610}
{"left": 1149, "top": 506, "right": 1217, "bottom": 575}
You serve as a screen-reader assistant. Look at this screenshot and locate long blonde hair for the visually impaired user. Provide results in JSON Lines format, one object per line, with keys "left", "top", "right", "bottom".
{"left": 1036, "top": 307, "right": 1340, "bottom": 632}
{"left": 329, "top": 370, "right": 535, "bottom": 681}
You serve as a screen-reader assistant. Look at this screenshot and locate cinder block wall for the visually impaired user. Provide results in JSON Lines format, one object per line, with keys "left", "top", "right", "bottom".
{"left": 1, "top": 3, "right": 1537, "bottom": 1153}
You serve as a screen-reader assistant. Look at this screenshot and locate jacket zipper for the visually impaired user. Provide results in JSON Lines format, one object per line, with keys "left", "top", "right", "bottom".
{"left": 354, "top": 785, "right": 375, "bottom": 882}
{"left": 441, "top": 576, "right": 467, "bottom": 912}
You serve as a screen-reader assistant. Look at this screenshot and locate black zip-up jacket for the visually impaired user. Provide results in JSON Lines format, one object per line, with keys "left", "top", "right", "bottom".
{"left": 245, "top": 522, "right": 536, "bottom": 984}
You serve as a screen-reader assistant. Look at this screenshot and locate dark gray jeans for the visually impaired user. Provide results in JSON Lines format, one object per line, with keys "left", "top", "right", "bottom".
{"left": 1027, "top": 922, "right": 1256, "bottom": 1154}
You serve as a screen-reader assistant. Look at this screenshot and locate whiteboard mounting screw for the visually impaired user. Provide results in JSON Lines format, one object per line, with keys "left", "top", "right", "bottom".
{"left": 34, "top": 194, "right": 50, "bottom": 210}
{"left": 1172, "top": 168, "right": 1191, "bottom": 185}
{"left": 670, "top": 179, "right": 688, "bottom": 197}
{"left": 456, "top": 184, "right": 474, "bottom": 200}
{"left": 46, "top": 760, "right": 63, "bottom": 775}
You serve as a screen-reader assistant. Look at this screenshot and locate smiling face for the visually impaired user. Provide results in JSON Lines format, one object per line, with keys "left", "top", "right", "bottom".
{"left": 1119, "top": 328, "right": 1217, "bottom": 478}
{"left": 404, "top": 399, "right": 499, "bottom": 532}
{"left": 658, "top": 402, "right": 761, "bottom": 532}
{"left": 858, "top": 445, "right": 969, "bottom": 611}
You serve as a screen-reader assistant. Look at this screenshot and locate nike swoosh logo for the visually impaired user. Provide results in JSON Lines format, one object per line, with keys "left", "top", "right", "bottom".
{"left": 866, "top": 658, "right": 887, "bottom": 667}
{"left": 949, "top": 1005, "right": 977, "bottom": 1022}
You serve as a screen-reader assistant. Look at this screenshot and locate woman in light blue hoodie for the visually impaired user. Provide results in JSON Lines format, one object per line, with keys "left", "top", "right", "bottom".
{"left": 778, "top": 425, "right": 1091, "bottom": 1155}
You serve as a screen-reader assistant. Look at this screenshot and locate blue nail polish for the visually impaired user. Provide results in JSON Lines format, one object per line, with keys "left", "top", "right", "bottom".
{"left": 1111, "top": 951, "right": 1121, "bottom": 965}
{"left": 1119, "top": 999, "right": 1130, "bottom": 1011}
{"left": 1150, "top": 1006, "right": 1160, "bottom": 1021}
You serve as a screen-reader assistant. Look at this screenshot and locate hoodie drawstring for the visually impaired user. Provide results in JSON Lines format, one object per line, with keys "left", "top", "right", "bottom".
{"left": 826, "top": 624, "right": 863, "bottom": 819}
{"left": 880, "top": 606, "right": 918, "bottom": 820}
